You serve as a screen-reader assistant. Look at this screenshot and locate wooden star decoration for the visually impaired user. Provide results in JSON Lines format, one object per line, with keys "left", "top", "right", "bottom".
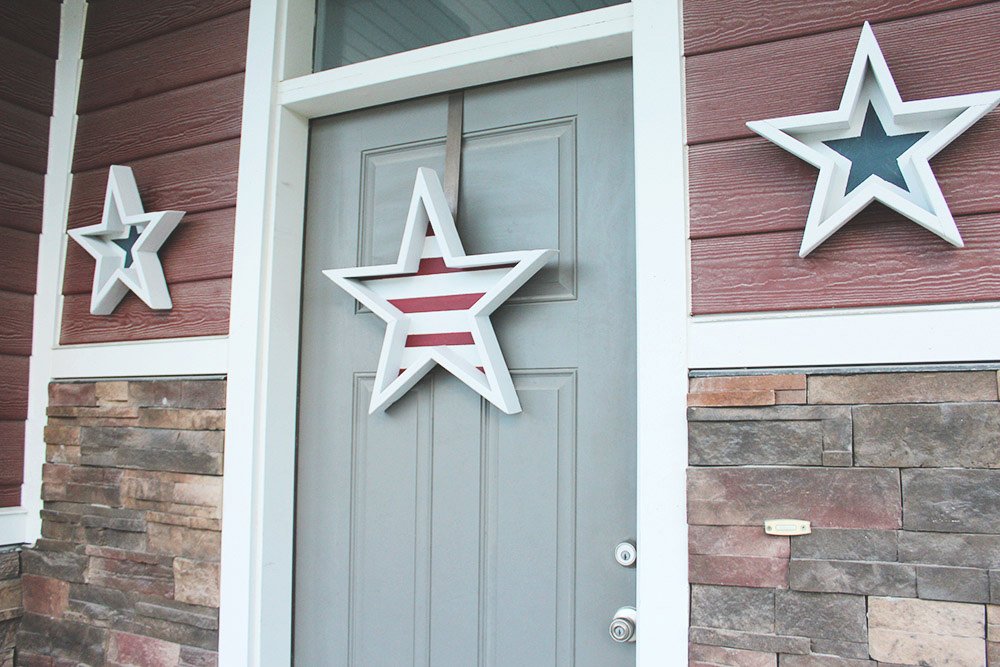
{"left": 747, "top": 22, "right": 1000, "bottom": 257}
{"left": 323, "top": 167, "right": 557, "bottom": 415}
{"left": 68, "top": 165, "right": 184, "bottom": 314}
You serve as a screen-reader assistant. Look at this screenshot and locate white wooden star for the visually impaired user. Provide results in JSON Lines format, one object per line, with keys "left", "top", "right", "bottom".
{"left": 68, "top": 165, "right": 184, "bottom": 314}
{"left": 323, "top": 167, "right": 556, "bottom": 415}
{"left": 747, "top": 22, "right": 1000, "bottom": 257}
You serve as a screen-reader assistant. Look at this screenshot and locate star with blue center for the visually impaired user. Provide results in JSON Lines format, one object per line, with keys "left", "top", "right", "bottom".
{"left": 747, "top": 22, "right": 1000, "bottom": 257}
{"left": 68, "top": 165, "right": 185, "bottom": 314}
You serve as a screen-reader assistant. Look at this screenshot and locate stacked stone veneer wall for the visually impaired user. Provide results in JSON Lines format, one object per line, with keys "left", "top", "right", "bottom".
{"left": 16, "top": 380, "right": 224, "bottom": 667}
{"left": 687, "top": 370, "right": 1000, "bottom": 667}
{"left": 0, "top": 549, "right": 20, "bottom": 666}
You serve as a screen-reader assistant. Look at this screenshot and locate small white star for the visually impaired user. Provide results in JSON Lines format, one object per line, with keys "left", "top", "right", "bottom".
{"left": 68, "top": 166, "right": 184, "bottom": 314}
{"left": 323, "top": 167, "right": 556, "bottom": 415}
{"left": 747, "top": 22, "right": 1000, "bottom": 257}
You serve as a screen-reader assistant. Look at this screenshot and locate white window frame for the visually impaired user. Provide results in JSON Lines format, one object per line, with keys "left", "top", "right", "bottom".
{"left": 221, "top": 0, "right": 689, "bottom": 664}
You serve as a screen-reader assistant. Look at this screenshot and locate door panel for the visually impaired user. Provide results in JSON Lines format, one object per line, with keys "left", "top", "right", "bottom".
{"left": 296, "top": 60, "right": 635, "bottom": 666}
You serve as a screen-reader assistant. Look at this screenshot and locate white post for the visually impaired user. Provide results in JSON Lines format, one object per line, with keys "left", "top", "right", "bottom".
{"left": 632, "top": 0, "right": 690, "bottom": 664}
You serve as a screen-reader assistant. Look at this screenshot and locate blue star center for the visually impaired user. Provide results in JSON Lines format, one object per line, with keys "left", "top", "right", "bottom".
{"left": 823, "top": 103, "right": 927, "bottom": 195}
{"left": 109, "top": 224, "right": 142, "bottom": 269}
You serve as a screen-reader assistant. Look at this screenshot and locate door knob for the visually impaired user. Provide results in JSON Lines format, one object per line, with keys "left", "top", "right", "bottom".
{"left": 609, "top": 606, "right": 637, "bottom": 643}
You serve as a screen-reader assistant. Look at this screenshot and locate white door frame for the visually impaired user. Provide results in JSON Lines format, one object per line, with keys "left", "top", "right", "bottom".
{"left": 220, "top": 0, "right": 690, "bottom": 664}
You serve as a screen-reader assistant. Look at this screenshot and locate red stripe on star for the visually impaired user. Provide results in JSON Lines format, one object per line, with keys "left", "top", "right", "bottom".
{"left": 406, "top": 332, "right": 475, "bottom": 347}
{"left": 389, "top": 293, "right": 485, "bottom": 313}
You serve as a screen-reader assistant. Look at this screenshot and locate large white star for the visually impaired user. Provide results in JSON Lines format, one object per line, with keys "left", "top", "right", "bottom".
{"left": 747, "top": 22, "right": 1000, "bottom": 257}
{"left": 323, "top": 167, "right": 556, "bottom": 415}
{"left": 68, "top": 165, "right": 184, "bottom": 314}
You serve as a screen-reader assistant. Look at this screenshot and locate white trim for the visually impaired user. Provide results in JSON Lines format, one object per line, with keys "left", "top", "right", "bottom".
{"left": 0, "top": 509, "right": 27, "bottom": 547}
{"left": 21, "top": 0, "right": 87, "bottom": 547}
{"left": 49, "top": 336, "right": 229, "bottom": 379}
{"left": 278, "top": 4, "right": 633, "bottom": 119}
{"left": 632, "top": 0, "right": 689, "bottom": 664}
{"left": 690, "top": 303, "right": 1000, "bottom": 369}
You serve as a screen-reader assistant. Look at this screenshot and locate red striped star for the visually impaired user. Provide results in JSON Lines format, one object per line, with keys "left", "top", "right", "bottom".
{"left": 324, "top": 167, "right": 556, "bottom": 414}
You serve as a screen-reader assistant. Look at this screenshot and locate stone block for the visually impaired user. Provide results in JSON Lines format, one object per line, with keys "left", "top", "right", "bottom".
{"left": 688, "top": 390, "right": 776, "bottom": 407}
{"left": 95, "top": 381, "right": 129, "bottom": 403}
{"left": 41, "top": 464, "right": 123, "bottom": 506}
{"left": 86, "top": 556, "right": 174, "bottom": 598}
{"left": 778, "top": 656, "right": 874, "bottom": 667}
{"left": 0, "top": 619, "right": 14, "bottom": 652}
{"left": 0, "top": 552, "right": 18, "bottom": 580}
{"left": 137, "top": 408, "right": 225, "bottom": 431}
{"left": 65, "top": 581, "right": 134, "bottom": 626}
{"left": 790, "top": 529, "right": 897, "bottom": 562}
{"left": 48, "top": 383, "right": 96, "bottom": 407}
{"left": 688, "top": 467, "right": 901, "bottom": 529}
{"left": 988, "top": 605, "right": 999, "bottom": 642}
{"left": 788, "top": 560, "right": 916, "bottom": 597}
{"left": 80, "top": 426, "right": 223, "bottom": 475}
{"left": 899, "top": 531, "right": 1000, "bottom": 569}
{"left": 689, "top": 405, "right": 851, "bottom": 452}
{"left": 989, "top": 640, "right": 999, "bottom": 667}
{"left": 21, "top": 549, "right": 88, "bottom": 584}
{"left": 18, "top": 612, "right": 107, "bottom": 664}
{"left": 21, "top": 575, "right": 68, "bottom": 618}
{"left": 689, "top": 627, "right": 811, "bottom": 655}
{"left": 179, "top": 645, "right": 219, "bottom": 667}
{"left": 0, "top": 580, "right": 19, "bottom": 616}
{"left": 690, "top": 554, "right": 788, "bottom": 589}
{"left": 868, "top": 597, "right": 986, "bottom": 666}
{"left": 42, "top": 425, "right": 79, "bottom": 447}
{"left": 174, "top": 559, "right": 220, "bottom": 608}
{"left": 854, "top": 403, "right": 1000, "bottom": 468}
{"left": 808, "top": 371, "right": 998, "bottom": 404}
{"left": 809, "top": 639, "right": 869, "bottom": 659}
{"left": 775, "top": 590, "right": 867, "bottom": 642}
{"left": 108, "top": 630, "right": 180, "bottom": 667}
{"left": 691, "top": 584, "right": 774, "bottom": 633}
{"left": 993, "top": 571, "right": 1000, "bottom": 603}
{"left": 689, "top": 642, "right": 776, "bottom": 667}
{"left": 690, "top": 420, "right": 823, "bottom": 466}
{"left": 45, "top": 405, "right": 140, "bottom": 426}
{"left": 135, "top": 599, "right": 218, "bottom": 630}
{"left": 691, "top": 375, "right": 807, "bottom": 392}
{"left": 45, "top": 444, "right": 80, "bottom": 466}
{"left": 690, "top": 526, "right": 790, "bottom": 558}
{"left": 129, "top": 380, "right": 227, "bottom": 410}
{"left": 903, "top": 469, "right": 1000, "bottom": 533}
{"left": 917, "top": 565, "right": 990, "bottom": 603}
{"left": 121, "top": 471, "right": 222, "bottom": 519}
{"left": 148, "top": 523, "right": 221, "bottom": 562}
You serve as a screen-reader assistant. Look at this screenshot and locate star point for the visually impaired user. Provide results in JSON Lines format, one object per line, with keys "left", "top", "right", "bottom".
{"left": 748, "top": 22, "right": 1000, "bottom": 257}
{"left": 323, "top": 167, "right": 557, "bottom": 415}
{"left": 68, "top": 165, "right": 184, "bottom": 314}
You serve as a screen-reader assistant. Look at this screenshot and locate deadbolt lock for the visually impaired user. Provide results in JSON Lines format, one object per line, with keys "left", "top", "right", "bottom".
{"left": 614, "top": 541, "right": 637, "bottom": 567}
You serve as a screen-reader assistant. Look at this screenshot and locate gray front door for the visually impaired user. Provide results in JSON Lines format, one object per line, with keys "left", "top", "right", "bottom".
{"left": 295, "top": 61, "right": 636, "bottom": 666}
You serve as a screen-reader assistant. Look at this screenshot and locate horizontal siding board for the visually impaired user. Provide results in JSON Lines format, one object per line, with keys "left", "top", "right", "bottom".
{"left": 67, "top": 139, "right": 240, "bottom": 230}
{"left": 72, "top": 73, "right": 245, "bottom": 173}
{"left": 0, "top": 420, "right": 25, "bottom": 487}
{"left": 0, "top": 291, "right": 34, "bottom": 356}
{"left": 0, "top": 0, "right": 60, "bottom": 58}
{"left": 63, "top": 207, "right": 236, "bottom": 294}
{"left": 0, "top": 355, "right": 29, "bottom": 420}
{"left": 0, "top": 98, "right": 50, "bottom": 174}
{"left": 0, "top": 35, "right": 56, "bottom": 114}
{"left": 684, "top": 0, "right": 982, "bottom": 55}
{"left": 686, "top": 4, "right": 1000, "bottom": 145}
{"left": 60, "top": 277, "right": 232, "bottom": 345}
{"left": 0, "top": 486, "right": 20, "bottom": 508}
{"left": 691, "top": 211, "right": 1000, "bottom": 314}
{"left": 689, "top": 112, "right": 1000, "bottom": 238}
{"left": 0, "top": 227, "right": 39, "bottom": 294}
{"left": 0, "top": 162, "right": 45, "bottom": 234}
{"left": 78, "top": 10, "right": 249, "bottom": 114}
{"left": 82, "top": 0, "right": 250, "bottom": 58}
